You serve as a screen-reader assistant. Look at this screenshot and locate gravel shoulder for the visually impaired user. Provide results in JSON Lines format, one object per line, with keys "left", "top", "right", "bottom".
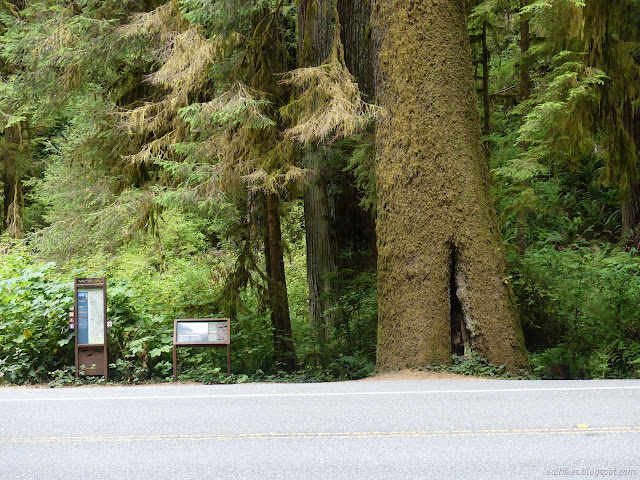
{"left": 0, "top": 369, "right": 488, "bottom": 389}
{"left": 360, "top": 369, "right": 489, "bottom": 381}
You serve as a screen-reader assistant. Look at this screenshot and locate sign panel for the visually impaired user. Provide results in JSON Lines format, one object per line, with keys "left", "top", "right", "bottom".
{"left": 76, "top": 287, "right": 106, "bottom": 345}
{"left": 77, "top": 291, "right": 89, "bottom": 344}
{"left": 175, "top": 320, "right": 229, "bottom": 344}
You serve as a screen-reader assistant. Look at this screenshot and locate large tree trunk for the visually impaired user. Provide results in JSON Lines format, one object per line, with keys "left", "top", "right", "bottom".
{"left": 298, "top": 0, "right": 333, "bottom": 67}
{"left": 372, "top": 0, "right": 529, "bottom": 373}
{"left": 264, "top": 192, "right": 298, "bottom": 370}
{"left": 622, "top": 180, "right": 640, "bottom": 241}
{"left": 298, "top": 1, "right": 377, "bottom": 338}
{"left": 298, "top": 1, "right": 339, "bottom": 336}
{"left": 337, "top": 0, "right": 377, "bottom": 270}
{"left": 302, "top": 148, "right": 338, "bottom": 338}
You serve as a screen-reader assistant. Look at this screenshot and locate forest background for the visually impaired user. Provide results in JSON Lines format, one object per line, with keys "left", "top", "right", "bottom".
{"left": 2, "top": 0, "right": 640, "bottom": 385}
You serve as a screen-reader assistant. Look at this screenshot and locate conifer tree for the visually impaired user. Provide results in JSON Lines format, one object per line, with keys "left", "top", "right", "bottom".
{"left": 0, "top": 0, "right": 166, "bottom": 248}
{"left": 294, "top": 1, "right": 376, "bottom": 343}
{"left": 0, "top": 1, "right": 27, "bottom": 238}
{"left": 517, "top": 0, "right": 640, "bottom": 241}
{"left": 125, "top": 0, "right": 301, "bottom": 369}
{"left": 297, "top": 0, "right": 338, "bottom": 339}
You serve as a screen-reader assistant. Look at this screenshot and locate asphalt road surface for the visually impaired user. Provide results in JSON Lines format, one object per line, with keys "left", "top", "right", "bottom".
{"left": 1, "top": 379, "right": 639, "bottom": 480}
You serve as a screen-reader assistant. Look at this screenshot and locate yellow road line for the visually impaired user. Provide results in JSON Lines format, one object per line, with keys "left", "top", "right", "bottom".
{"left": 2, "top": 427, "right": 640, "bottom": 444}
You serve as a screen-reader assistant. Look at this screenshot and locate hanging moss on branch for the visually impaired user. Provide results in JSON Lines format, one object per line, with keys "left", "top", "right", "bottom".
{"left": 280, "top": 15, "right": 376, "bottom": 145}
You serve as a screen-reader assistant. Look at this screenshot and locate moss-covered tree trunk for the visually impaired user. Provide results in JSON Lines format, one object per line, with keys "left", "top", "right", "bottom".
{"left": 264, "top": 192, "right": 297, "bottom": 371}
{"left": 372, "top": 0, "right": 529, "bottom": 373}
{"left": 302, "top": 148, "right": 338, "bottom": 337}
{"left": 519, "top": 0, "right": 532, "bottom": 103}
{"left": 622, "top": 181, "right": 640, "bottom": 241}
{"left": 481, "top": 20, "right": 490, "bottom": 137}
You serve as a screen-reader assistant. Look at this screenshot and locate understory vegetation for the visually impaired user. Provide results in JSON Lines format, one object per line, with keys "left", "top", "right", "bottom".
{"left": 2, "top": 0, "right": 640, "bottom": 384}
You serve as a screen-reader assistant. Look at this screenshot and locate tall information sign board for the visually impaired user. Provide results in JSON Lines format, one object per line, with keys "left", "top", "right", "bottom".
{"left": 74, "top": 277, "right": 108, "bottom": 379}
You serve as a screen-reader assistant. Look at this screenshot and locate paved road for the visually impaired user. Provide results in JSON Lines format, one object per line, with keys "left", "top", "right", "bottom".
{"left": 1, "top": 379, "right": 639, "bottom": 480}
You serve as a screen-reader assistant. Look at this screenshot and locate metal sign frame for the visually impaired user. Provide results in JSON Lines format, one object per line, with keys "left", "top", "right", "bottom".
{"left": 74, "top": 277, "right": 108, "bottom": 380}
{"left": 173, "top": 318, "right": 231, "bottom": 381}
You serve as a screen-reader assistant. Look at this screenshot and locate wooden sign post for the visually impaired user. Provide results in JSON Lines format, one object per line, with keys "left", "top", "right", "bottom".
{"left": 74, "top": 277, "right": 108, "bottom": 379}
{"left": 173, "top": 318, "right": 231, "bottom": 381}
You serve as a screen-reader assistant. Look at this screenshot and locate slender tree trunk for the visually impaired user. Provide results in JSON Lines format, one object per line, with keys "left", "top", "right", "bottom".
{"left": 2, "top": 165, "right": 16, "bottom": 234}
{"left": 622, "top": 100, "right": 640, "bottom": 243}
{"left": 517, "top": 0, "right": 532, "bottom": 256}
{"left": 264, "top": 192, "right": 297, "bottom": 370}
{"left": 519, "top": 1, "right": 532, "bottom": 103}
{"left": 373, "top": 0, "right": 529, "bottom": 373}
{"left": 3, "top": 125, "right": 23, "bottom": 238}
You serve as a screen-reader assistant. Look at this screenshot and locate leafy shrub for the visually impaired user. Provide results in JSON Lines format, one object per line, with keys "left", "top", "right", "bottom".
{"left": 515, "top": 245, "right": 640, "bottom": 378}
{"left": 0, "top": 260, "right": 74, "bottom": 383}
{"left": 428, "top": 353, "right": 533, "bottom": 379}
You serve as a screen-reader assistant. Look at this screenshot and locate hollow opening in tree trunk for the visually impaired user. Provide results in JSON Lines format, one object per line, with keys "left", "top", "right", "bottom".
{"left": 450, "top": 245, "right": 471, "bottom": 357}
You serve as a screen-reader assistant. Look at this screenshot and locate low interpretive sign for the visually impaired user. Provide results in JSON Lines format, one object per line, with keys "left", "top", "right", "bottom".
{"left": 173, "top": 318, "right": 231, "bottom": 380}
{"left": 176, "top": 320, "right": 229, "bottom": 344}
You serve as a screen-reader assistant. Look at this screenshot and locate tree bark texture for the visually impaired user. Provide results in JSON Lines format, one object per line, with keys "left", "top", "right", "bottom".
{"left": 372, "top": 0, "right": 529, "bottom": 372}
{"left": 302, "top": 149, "right": 339, "bottom": 336}
{"left": 264, "top": 192, "right": 297, "bottom": 370}
{"left": 337, "top": 0, "right": 374, "bottom": 98}
{"left": 298, "top": 1, "right": 378, "bottom": 335}
{"left": 336, "top": 0, "right": 377, "bottom": 270}
{"left": 622, "top": 180, "right": 640, "bottom": 241}
{"left": 298, "top": 0, "right": 333, "bottom": 66}
{"left": 481, "top": 21, "right": 490, "bottom": 137}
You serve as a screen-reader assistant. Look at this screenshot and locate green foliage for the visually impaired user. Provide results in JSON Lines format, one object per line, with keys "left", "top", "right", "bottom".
{"left": 0, "top": 257, "right": 74, "bottom": 384}
{"left": 515, "top": 245, "right": 640, "bottom": 378}
{"left": 431, "top": 353, "right": 533, "bottom": 379}
{"left": 46, "top": 367, "right": 82, "bottom": 388}
{"left": 323, "top": 269, "right": 377, "bottom": 359}
{"left": 4, "top": 0, "right": 640, "bottom": 386}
